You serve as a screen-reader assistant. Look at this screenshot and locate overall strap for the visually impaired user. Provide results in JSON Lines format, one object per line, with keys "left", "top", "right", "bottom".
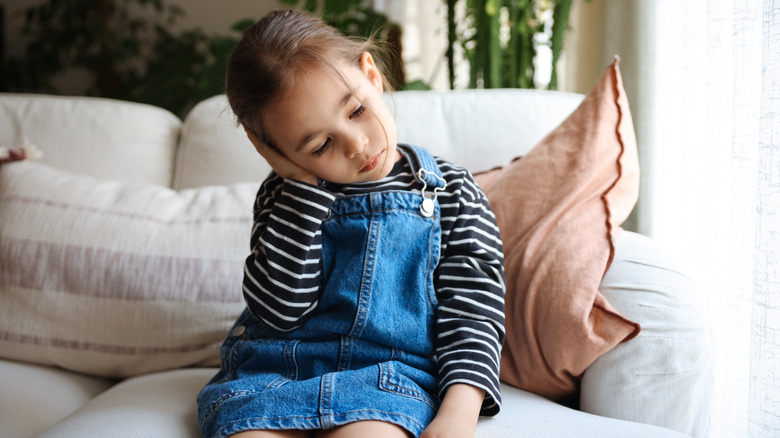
{"left": 398, "top": 144, "right": 447, "bottom": 218}
{"left": 398, "top": 144, "right": 445, "bottom": 189}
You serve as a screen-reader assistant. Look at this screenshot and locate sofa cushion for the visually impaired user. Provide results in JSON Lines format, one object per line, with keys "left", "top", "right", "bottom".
{"left": 0, "top": 160, "right": 247, "bottom": 377}
{"left": 0, "top": 93, "right": 180, "bottom": 186}
{"left": 35, "top": 368, "right": 688, "bottom": 438}
{"left": 0, "top": 359, "right": 114, "bottom": 438}
{"left": 389, "top": 88, "right": 584, "bottom": 173}
{"left": 475, "top": 59, "right": 641, "bottom": 399}
{"left": 476, "top": 384, "right": 688, "bottom": 438}
{"left": 37, "top": 368, "right": 213, "bottom": 438}
{"left": 173, "top": 95, "right": 271, "bottom": 190}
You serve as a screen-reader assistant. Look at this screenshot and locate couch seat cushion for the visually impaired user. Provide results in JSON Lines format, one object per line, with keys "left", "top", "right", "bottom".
{"left": 0, "top": 359, "right": 113, "bottom": 438}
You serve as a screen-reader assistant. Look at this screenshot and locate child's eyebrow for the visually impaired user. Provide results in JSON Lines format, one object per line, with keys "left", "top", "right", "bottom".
{"left": 294, "top": 91, "right": 355, "bottom": 152}
{"left": 336, "top": 91, "right": 353, "bottom": 111}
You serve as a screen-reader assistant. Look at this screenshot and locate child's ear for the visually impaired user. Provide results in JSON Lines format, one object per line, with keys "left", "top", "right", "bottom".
{"left": 359, "top": 52, "right": 383, "bottom": 93}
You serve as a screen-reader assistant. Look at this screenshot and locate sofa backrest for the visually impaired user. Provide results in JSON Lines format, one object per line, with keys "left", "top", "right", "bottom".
{"left": 0, "top": 90, "right": 584, "bottom": 190}
{"left": 0, "top": 93, "right": 181, "bottom": 187}
{"left": 173, "top": 89, "right": 584, "bottom": 189}
{"left": 390, "top": 89, "right": 584, "bottom": 174}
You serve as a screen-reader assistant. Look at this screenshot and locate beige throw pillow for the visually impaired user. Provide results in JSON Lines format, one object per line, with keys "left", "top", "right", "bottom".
{"left": 0, "top": 161, "right": 248, "bottom": 377}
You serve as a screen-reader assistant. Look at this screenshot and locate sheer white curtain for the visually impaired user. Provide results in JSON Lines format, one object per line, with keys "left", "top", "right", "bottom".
{"left": 597, "top": 0, "right": 779, "bottom": 436}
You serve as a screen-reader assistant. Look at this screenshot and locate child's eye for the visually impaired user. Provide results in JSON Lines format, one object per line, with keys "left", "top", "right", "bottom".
{"left": 349, "top": 105, "right": 365, "bottom": 119}
{"left": 313, "top": 138, "right": 331, "bottom": 157}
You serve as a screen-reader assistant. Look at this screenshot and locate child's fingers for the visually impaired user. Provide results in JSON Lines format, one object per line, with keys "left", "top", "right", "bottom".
{"left": 243, "top": 125, "right": 316, "bottom": 183}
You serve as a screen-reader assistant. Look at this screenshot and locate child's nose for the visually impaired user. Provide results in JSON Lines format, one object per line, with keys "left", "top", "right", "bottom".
{"left": 344, "top": 132, "right": 367, "bottom": 157}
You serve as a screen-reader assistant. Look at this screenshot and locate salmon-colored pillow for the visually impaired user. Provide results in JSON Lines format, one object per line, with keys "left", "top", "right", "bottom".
{"left": 475, "top": 59, "right": 641, "bottom": 400}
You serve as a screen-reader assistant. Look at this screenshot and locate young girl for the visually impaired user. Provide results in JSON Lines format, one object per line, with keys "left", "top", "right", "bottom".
{"left": 197, "top": 9, "right": 505, "bottom": 438}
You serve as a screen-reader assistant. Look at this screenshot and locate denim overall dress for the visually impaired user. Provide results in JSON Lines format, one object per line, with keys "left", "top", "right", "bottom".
{"left": 198, "top": 145, "right": 447, "bottom": 438}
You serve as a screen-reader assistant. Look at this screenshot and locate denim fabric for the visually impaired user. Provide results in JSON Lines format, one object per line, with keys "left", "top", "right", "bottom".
{"left": 198, "top": 145, "right": 445, "bottom": 438}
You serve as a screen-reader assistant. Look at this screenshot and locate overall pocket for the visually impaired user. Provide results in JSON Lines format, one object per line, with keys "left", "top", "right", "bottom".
{"left": 235, "top": 337, "right": 300, "bottom": 390}
{"left": 378, "top": 361, "right": 438, "bottom": 409}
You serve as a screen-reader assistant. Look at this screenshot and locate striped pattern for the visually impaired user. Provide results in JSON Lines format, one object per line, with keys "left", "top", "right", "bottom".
{"left": 243, "top": 157, "right": 506, "bottom": 415}
{"left": 0, "top": 161, "right": 250, "bottom": 377}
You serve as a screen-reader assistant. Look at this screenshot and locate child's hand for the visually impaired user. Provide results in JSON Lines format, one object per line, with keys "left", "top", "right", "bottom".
{"left": 421, "top": 415, "right": 476, "bottom": 438}
{"left": 244, "top": 126, "right": 318, "bottom": 185}
{"left": 421, "top": 384, "right": 484, "bottom": 438}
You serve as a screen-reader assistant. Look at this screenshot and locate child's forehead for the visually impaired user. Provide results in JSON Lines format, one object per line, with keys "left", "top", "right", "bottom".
{"left": 280, "top": 62, "right": 363, "bottom": 101}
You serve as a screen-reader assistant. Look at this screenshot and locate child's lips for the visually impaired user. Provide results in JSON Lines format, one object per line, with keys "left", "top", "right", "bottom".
{"left": 360, "top": 151, "right": 384, "bottom": 173}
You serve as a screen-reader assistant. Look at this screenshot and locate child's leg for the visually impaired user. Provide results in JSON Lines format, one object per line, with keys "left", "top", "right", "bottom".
{"left": 231, "top": 430, "right": 310, "bottom": 438}
{"left": 315, "top": 421, "right": 410, "bottom": 438}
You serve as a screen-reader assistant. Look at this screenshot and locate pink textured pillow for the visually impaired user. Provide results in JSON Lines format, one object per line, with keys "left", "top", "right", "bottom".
{"left": 476, "top": 59, "right": 641, "bottom": 399}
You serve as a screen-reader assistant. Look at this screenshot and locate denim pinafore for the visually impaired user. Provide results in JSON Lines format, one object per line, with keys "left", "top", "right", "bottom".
{"left": 198, "top": 145, "right": 447, "bottom": 438}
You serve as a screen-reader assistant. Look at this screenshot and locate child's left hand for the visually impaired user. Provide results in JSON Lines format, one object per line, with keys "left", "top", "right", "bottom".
{"left": 421, "top": 384, "right": 485, "bottom": 438}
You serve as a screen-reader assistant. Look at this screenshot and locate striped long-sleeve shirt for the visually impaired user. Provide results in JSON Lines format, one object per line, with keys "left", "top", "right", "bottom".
{"left": 242, "top": 155, "right": 506, "bottom": 416}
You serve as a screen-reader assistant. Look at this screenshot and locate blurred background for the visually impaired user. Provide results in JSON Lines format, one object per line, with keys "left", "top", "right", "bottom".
{"left": 1, "top": 1, "right": 778, "bottom": 437}
{"left": 1, "top": 0, "right": 614, "bottom": 117}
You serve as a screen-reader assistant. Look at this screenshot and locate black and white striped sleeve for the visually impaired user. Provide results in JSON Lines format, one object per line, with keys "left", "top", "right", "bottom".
{"left": 434, "top": 163, "right": 506, "bottom": 416}
{"left": 242, "top": 174, "right": 335, "bottom": 332}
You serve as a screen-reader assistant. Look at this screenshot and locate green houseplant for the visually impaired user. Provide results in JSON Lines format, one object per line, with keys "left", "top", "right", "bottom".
{"left": 2, "top": 0, "right": 403, "bottom": 114}
{"left": 3, "top": 0, "right": 249, "bottom": 117}
{"left": 446, "top": 0, "right": 582, "bottom": 89}
{"left": 2, "top": 0, "right": 584, "bottom": 117}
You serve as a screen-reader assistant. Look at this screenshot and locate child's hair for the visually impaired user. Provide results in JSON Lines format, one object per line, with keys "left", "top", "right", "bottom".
{"left": 226, "top": 9, "right": 393, "bottom": 148}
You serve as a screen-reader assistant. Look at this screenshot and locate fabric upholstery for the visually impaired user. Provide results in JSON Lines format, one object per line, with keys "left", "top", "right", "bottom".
{"left": 581, "top": 231, "right": 713, "bottom": 437}
{"left": 38, "top": 368, "right": 211, "bottom": 438}
{"left": 0, "top": 359, "right": 113, "bottom": 438}
{"left": 0, "top": 93, "right": 179, "bottom": 186}
{"left": 0, "top": 161, "right": 247, "bottom": 377}
{"left": 172, "top": 95, "right": 269, "bottom": 190}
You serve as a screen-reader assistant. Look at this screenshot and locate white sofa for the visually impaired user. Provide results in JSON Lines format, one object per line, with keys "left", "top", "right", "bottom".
{"left": 0, "top": 89, "right": 711, "bottom": 437}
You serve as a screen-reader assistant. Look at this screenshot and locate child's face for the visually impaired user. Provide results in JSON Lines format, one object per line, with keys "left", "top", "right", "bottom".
{"left": 259, "top": 53, "right": 400, "bottom": 184}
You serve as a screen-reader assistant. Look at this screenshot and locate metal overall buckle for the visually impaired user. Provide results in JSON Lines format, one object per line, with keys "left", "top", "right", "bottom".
{"left": 417, "top": 168, "right": 447, "bottom": 218}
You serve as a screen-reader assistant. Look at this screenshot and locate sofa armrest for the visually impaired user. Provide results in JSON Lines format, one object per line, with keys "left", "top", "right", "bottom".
{"left": 582, "top": 230, "right": 713, "bottom": 437}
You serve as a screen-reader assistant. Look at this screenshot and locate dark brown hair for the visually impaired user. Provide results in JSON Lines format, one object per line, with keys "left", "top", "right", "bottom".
{"left": 225, "top": 9, "right": 392, "bottom": 147}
